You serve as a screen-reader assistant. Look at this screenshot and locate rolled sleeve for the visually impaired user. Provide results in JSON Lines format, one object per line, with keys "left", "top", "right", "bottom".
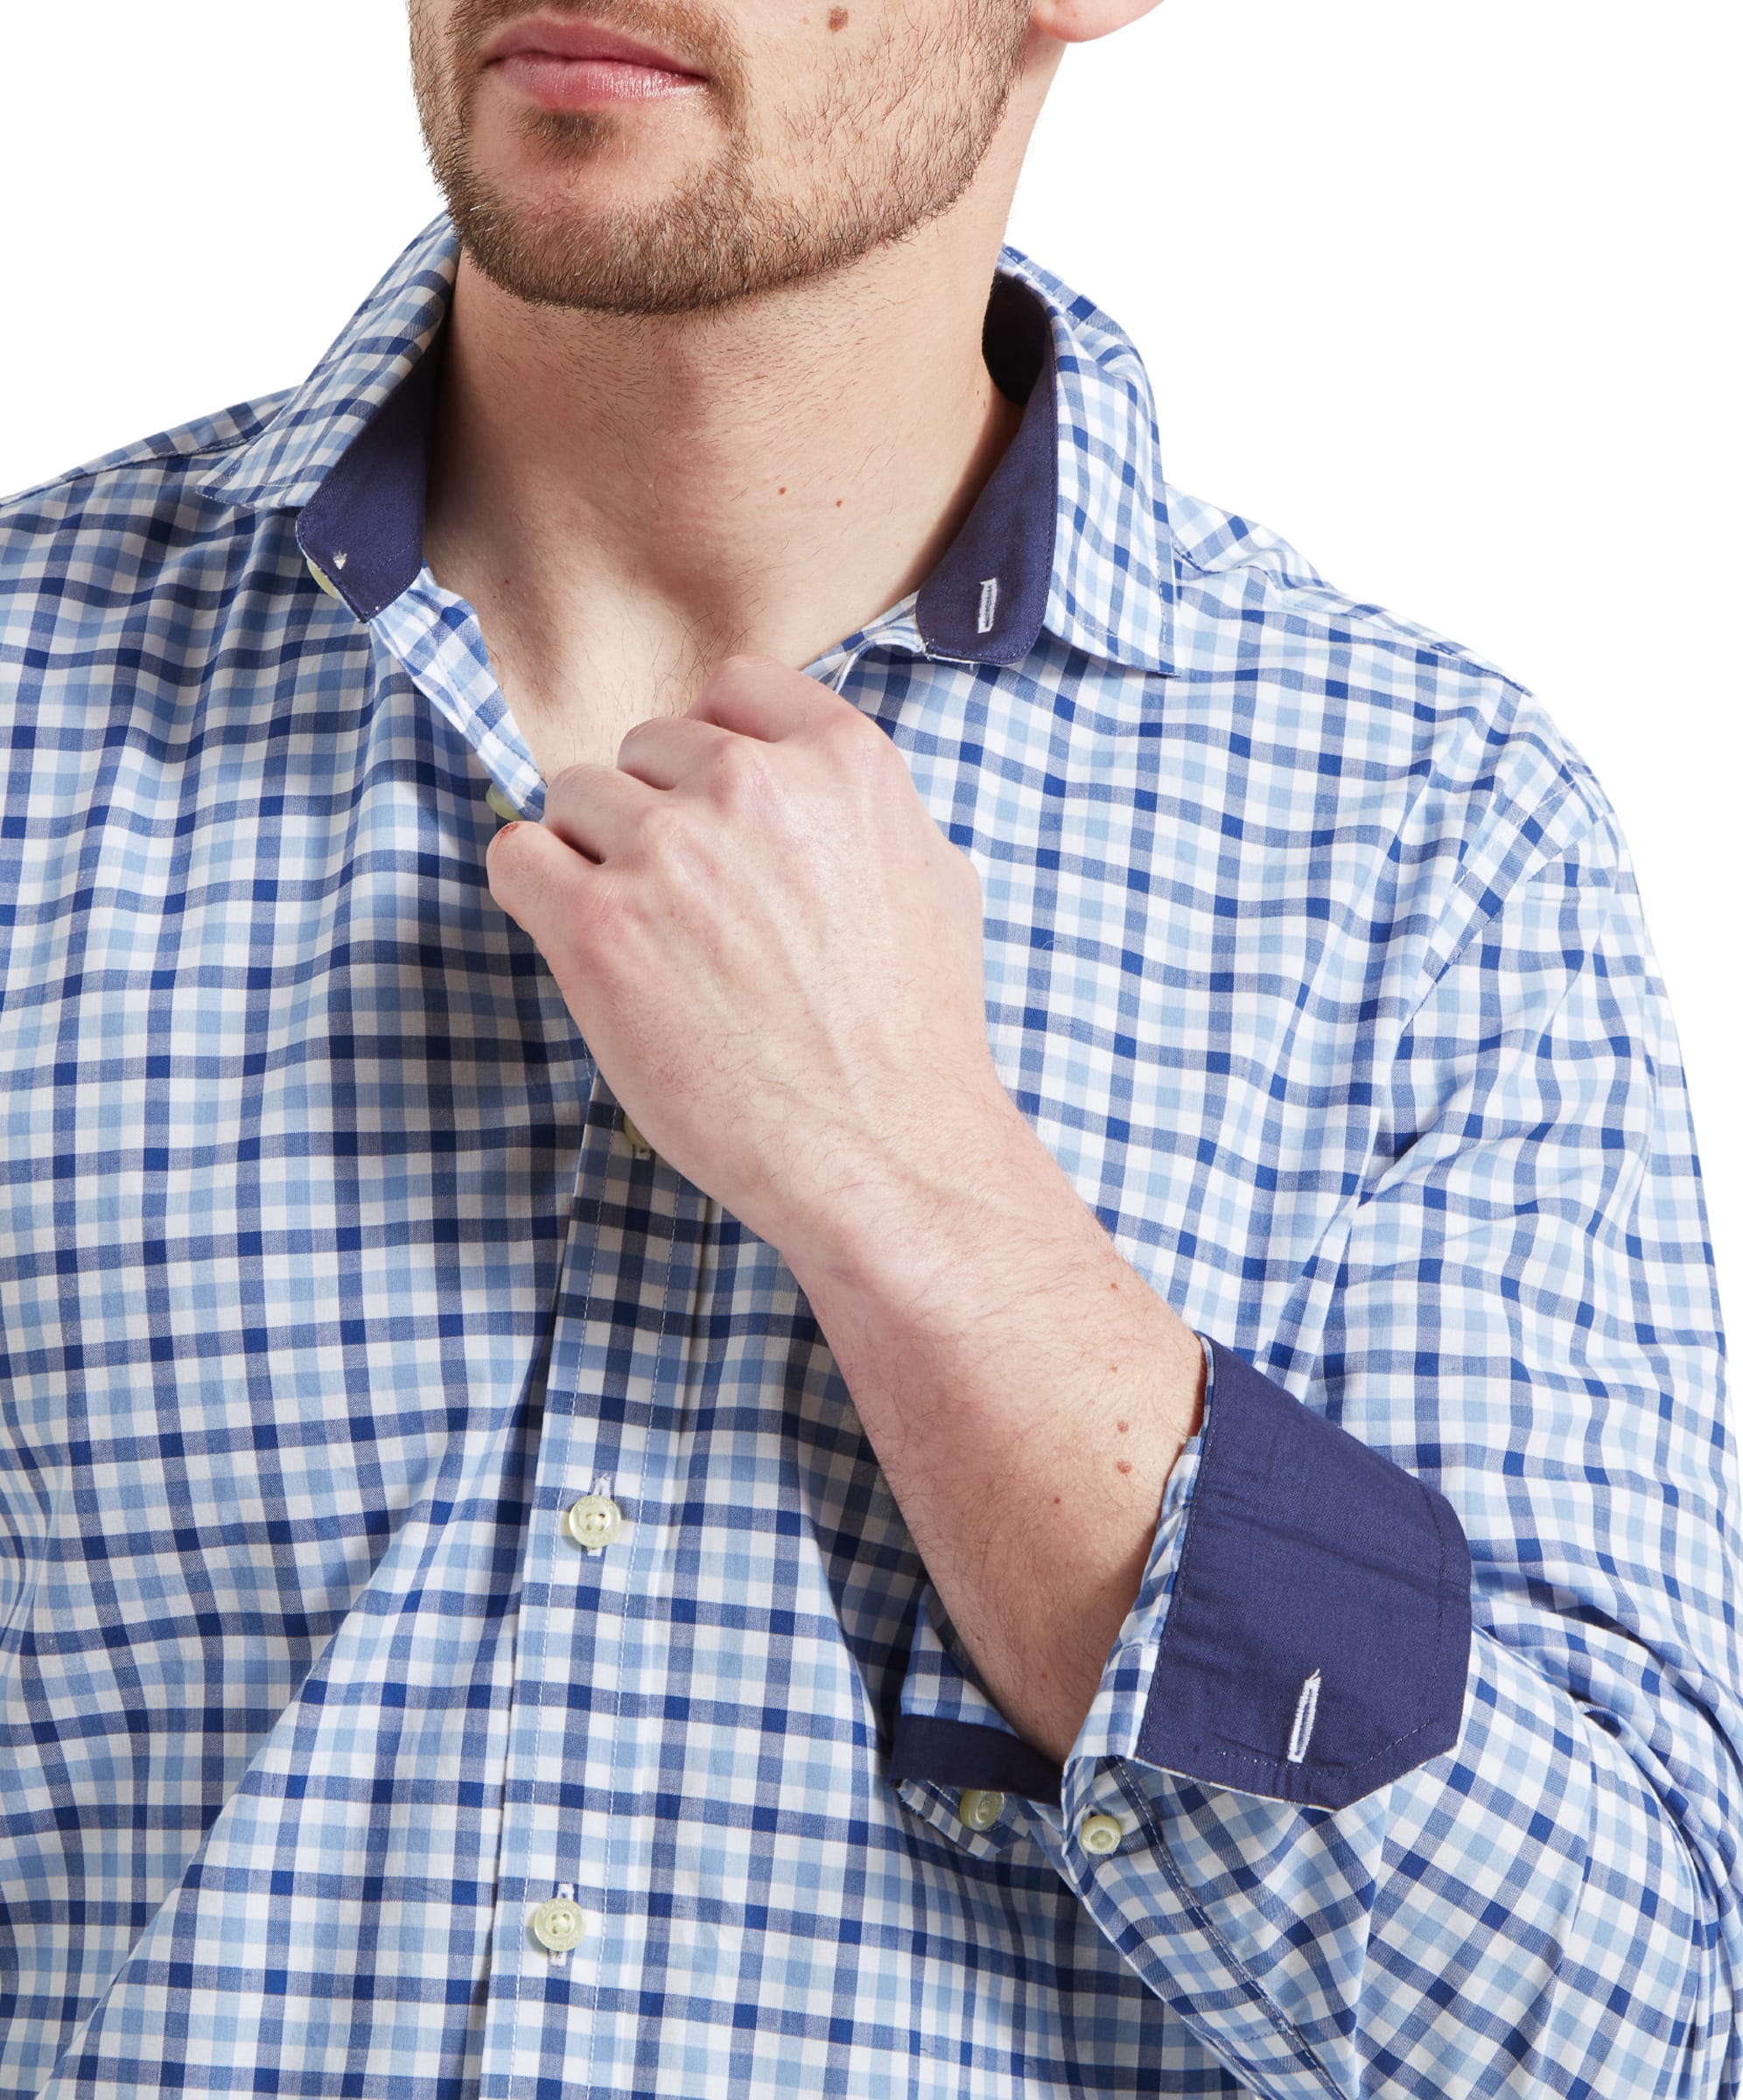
{"left": 889, "top": 1396, "right": 1200, "bottom": 1810}
{"left": 890, "top": 1334, "right": 1471, "bottom": 1816}
{"left": 898, "top": 788, "right": 1742, "bottom": 2096}
{"left": 1120, "top": 1336, "right": 1471, "bottom": 1810}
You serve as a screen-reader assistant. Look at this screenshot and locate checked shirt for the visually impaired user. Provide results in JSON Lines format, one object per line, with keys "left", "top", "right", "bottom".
{"left": 1, "top": 214, "right": 1740, "bottom": 2097}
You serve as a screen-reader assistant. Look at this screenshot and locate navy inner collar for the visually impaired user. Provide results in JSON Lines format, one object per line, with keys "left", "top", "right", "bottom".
{"left": 297, "top": 269, "right": 1060, "bottom": 665}
{"left": 915, "top": 271, "right": 1058, "bottom": 664}
{"left": 295, "top": 324, "right": 446, "bottom": 622}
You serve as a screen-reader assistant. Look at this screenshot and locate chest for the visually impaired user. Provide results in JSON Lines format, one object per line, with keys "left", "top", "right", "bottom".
{"left": 0, "top": 609, "right": 1406, "bottom": 2096}
{"left": 2, "top": 632, "right": 1410, "bottom": 1414}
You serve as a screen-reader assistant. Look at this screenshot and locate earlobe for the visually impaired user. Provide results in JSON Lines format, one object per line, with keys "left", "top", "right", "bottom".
{"left": 1027, "top": 0, "right": 1166, "bottom": 48}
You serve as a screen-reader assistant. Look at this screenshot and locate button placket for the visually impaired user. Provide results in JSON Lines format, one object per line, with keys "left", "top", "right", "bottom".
{"left": 487, "top": 1066, "right": 715, "bottom": 2093}
{"left": 488, "top": 1071, "right": 630, "bottom": 2095}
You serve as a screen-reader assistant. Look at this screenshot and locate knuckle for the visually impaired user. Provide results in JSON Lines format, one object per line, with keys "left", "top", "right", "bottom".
{"left": 817, "top": 706, "right": 875, "bottom": 760}
{"left": 634, "top": 802, "right": 703, "bottom": 876}
{"left": 710, "top": 738, "right": 772, "bottom": 801}
{"left": 542, "top": 760, "right": 600, "bottom": 822}
{"left": 708, "top": 653, "right": 768, "bottom": 702}
{"left": 720, "top": 649, "right": 778, "bottom": 678}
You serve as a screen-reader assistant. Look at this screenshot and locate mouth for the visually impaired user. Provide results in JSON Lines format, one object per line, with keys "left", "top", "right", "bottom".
{"left": 484, "top": 14, "right": 710, "bottom": 107}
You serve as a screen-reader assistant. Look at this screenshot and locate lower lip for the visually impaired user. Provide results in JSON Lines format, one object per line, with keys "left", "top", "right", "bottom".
{"left": 493, "top": 52, "right": 707, "bottom": 107}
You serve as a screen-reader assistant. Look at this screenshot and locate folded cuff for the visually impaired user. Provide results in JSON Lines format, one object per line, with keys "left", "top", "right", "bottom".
{"left": 1127, "top": 1337, "right": 1471, "bottom": 1809}
{"left": 889, "top": 1336, "right": 1472, "bottom": 1813}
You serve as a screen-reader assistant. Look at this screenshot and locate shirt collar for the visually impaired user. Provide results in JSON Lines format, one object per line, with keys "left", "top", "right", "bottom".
{"left": 193, "top": 213, "right": 1177, "bottom": 676}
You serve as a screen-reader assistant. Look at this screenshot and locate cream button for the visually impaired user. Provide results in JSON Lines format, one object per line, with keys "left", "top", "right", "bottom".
{"left": 957, "top": 1788, "right": 1005, "bottom": 1832}
{"left": 529, "top": 1895, "right": 588, "bottom": 1953}
{"left": 485, "top": 784, "right": 520, "bottom": 822}
{"left": 1078, "top": 1811, "right": 1124, "bottom": 1856}
{"left": 564, "top": 1494, "right": 624, "bottom": 1551}
{"left": 619, "top": 1111, "right": 654, "bottom": 1159}
{"left": 304, "top": 552, "right": 346, "bottom": 602}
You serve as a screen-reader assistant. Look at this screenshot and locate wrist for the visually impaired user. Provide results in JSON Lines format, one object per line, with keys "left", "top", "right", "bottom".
{"left": 774, "top": 1085, "right": 1067, "bottom": 1306}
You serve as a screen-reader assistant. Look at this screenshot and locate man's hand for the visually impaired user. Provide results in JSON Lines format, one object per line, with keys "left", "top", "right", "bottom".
{"left": 486, "top": 651, "right": 1204, "bottom": 1760}
{"left": 485, "top": 653, "right": 1018, "bottom": 1258}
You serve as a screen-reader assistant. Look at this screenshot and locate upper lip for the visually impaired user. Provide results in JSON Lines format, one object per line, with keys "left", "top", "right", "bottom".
{"left": 484, "top": 15, "right": 706, "bottom": 76}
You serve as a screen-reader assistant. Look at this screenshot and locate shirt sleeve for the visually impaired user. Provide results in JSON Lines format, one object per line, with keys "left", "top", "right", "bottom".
{"left": 895, "top": 788, "right": 1743, "bottom": 2096}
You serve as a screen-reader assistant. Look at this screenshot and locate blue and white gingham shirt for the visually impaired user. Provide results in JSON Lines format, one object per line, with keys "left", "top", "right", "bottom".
{"left": 2, "top": 214, "right": 1738, "bottom": 2099}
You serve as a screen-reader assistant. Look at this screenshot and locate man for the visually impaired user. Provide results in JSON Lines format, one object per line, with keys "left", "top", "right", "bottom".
{"left": 0, "top": 0, "right": 1736, "bottom": 2092}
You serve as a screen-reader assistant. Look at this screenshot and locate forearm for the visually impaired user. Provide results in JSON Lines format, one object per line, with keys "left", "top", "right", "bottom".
{"left": 776, "top": 1095, "right": 1204, "bottom": 1762}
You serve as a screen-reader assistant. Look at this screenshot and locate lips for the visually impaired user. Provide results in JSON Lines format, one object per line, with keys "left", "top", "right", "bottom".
{"left": 483, "top": 14, "right": 707, "bottom": 79}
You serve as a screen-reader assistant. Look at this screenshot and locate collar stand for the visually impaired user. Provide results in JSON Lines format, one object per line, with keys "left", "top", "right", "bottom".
{"left": 293, "top": 264, "right": 1067, "bottom": 662}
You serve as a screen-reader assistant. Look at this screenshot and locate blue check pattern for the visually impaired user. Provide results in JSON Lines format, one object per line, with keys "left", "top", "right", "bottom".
{"left": 2, "top": 213, "right": 1739, "bottom": 2098}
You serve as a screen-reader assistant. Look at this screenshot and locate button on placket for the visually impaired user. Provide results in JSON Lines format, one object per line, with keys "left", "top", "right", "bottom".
{"left": 492, "top": 1052, "right": 714, "bottom": 2090}
{"left": 529, "top": 1883, "right": 592, "bottom": 1962}
{"left": 564, "top": 1491, "right": 625, "bottom": 1552}
{"left": 1077, "top": 1810, "right": 1124, "bottom": 1857}
{"left": 490, "top": 1071, "right": 632, "bottom": 2093}
{"left": 618, "top": 1109, "right": 655, "bottom": 1162}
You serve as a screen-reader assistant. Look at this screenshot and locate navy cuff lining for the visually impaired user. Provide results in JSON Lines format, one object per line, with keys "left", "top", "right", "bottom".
{"left": 887, "top": 1341, "right": 1472, "bottom": 1815}
{"left": 889, "top": 1717, "right": 1063, "bottom": 1807}
{"left": 1137, "top": 1339, "right": 1472, "bottom": 1810}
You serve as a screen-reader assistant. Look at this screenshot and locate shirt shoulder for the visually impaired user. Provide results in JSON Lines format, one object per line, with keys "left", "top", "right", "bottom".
{"left": 3, "top": 387, "right": 294, "bottom": 509}
{"left": 0, "top": 388, "right": 294, "bottom": 564}
{"left": 1160, "top": 480, "right": 1620, "bottom": 905}
{"left": 0, "top": 388, "right": 304, "bottom": 678}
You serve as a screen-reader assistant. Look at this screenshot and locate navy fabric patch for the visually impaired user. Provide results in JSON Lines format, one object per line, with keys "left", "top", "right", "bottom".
{"left": 915, "top": 273, "right": 1059, "bottom": 666}
{"left": 889, "top": 1716, "right": 1063, "bottom": 1807}
{"left": 296, "top": 324, "right": 444, "bottom": 620}
{"left": 1138, "top": 1340, "right": 1472, "bottom": 1810}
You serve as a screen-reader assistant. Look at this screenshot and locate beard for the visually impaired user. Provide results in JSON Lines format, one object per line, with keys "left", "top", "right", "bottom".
{"left": 409, "top": 0, "right": 1032, "bottom": 316}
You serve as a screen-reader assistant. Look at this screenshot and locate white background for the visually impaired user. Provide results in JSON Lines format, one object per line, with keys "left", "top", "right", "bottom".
{"left": 3, "top": 2, "right": 1737, "bottom": 1332}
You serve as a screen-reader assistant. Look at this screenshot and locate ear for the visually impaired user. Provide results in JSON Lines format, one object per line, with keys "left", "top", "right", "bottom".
{"left": 1027, "top": 0, "right": 1166, "bottom": 46}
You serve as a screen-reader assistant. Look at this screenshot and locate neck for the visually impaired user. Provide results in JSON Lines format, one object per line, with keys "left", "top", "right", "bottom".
{"left": 421, "top": 205, "right": 1026, "bottom": 770}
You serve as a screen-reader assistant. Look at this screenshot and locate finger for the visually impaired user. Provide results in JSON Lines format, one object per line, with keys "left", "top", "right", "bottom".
{"left": 484, "top": 817, "right": 602, "bottom": 956}
{"left": 542, "top": 759, "right": 662, "bottom": 863}
{"left": 689, "top": 653, "right": 853, "bottom": 743}
{"left": 613, "top": 712, "right": 736, "bottom": 790}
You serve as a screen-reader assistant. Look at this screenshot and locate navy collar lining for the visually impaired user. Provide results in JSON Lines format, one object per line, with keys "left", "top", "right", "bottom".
{"left": 296, "top": 322, "right": 445, "bottom": 621}
{"left": 914, "top": 272, "right": 1058, "bottom": 666}
{"left": 296, "top": 270, "right": 1060, "bottom": 665}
